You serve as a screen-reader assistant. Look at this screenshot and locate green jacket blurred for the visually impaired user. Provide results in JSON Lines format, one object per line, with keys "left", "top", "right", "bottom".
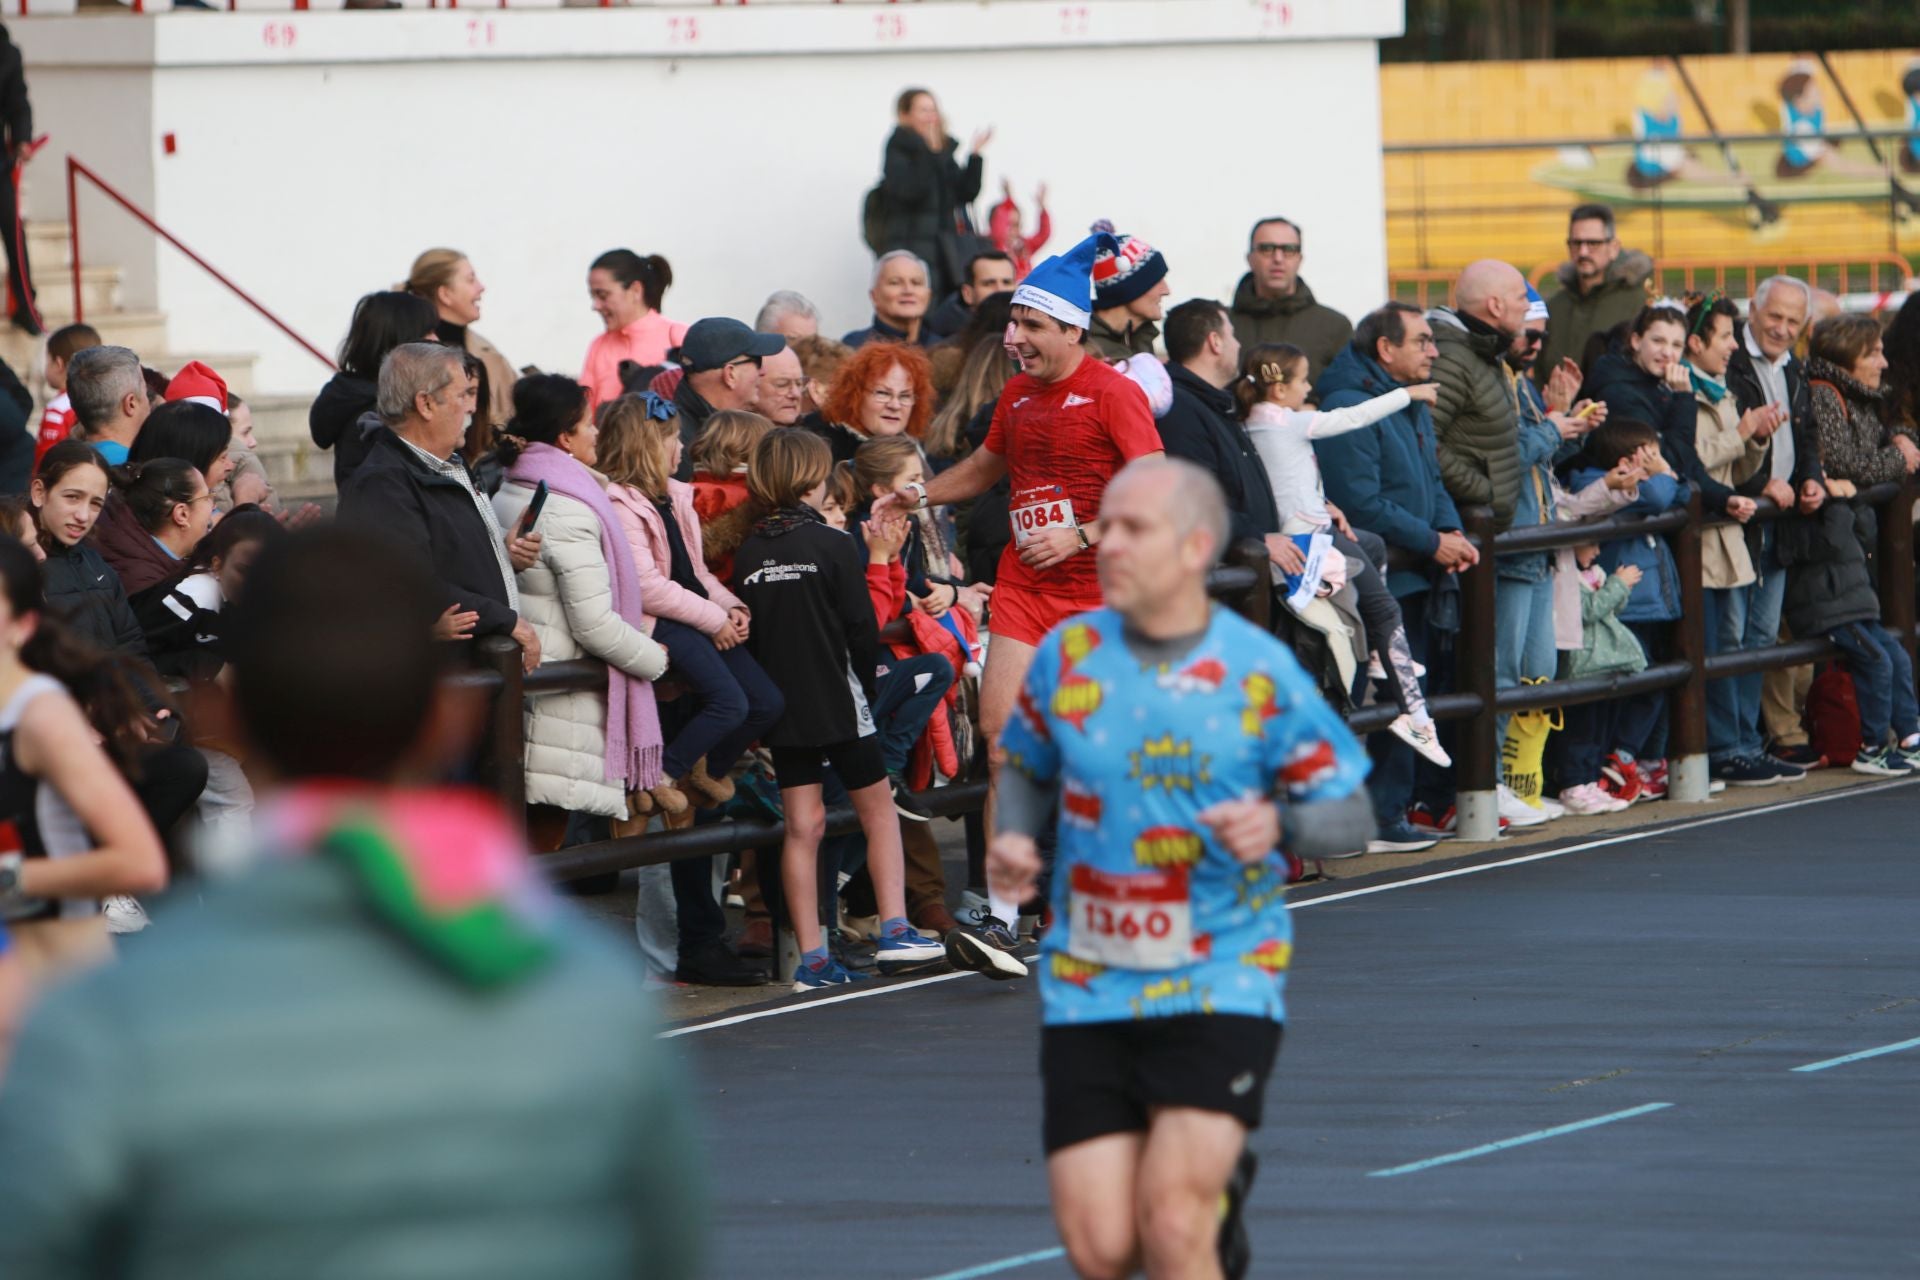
{"left": 0, "top": 823, "right": 703, "bottom": 1280}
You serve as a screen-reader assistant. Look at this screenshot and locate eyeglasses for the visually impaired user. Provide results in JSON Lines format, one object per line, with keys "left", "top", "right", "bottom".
{"left": 869, "top": 387, "right": 917, "bottom": 407}
{"left": 1566, "top": 237, "right": 1613, "bottom": 251}
{"left": 1252, "top": 242, "right": 1303, "bottom": 258}
{"left": 1404, "top": 334, "right": 1439, "bottom": 350}
{"left": 763, "top": 377, "right": 805, "bottom": 393}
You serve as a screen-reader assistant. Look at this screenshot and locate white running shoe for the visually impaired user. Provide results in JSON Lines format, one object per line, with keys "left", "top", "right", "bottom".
{"left": 1558, "top": 783, "right": 1628, "bottom": 815}
{"left": 1536, "top": 794, "right": 1567, "bottom": 819}
{"left": 1496, "top": 784, "right": 1551, "bottom": 826}
{"left": 104, "top": 895, "right": 150, "bottom": 935}
{"left": 1388, "top": 714, "right": 1452, "bottom": 768}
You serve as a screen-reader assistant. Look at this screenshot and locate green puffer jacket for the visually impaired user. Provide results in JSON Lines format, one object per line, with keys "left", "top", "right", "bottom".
{"left": 1538, "top": 249, "right": 1655, "bottom": 380}
{"left": 1427, "top": 307, "right": 1523, "bottom": 531}
{"left": 1568, "top": 570, "right": 1647, "bottom": 679}
{"left": 1227, "top": 274, "right": 1353, "bottom": 381}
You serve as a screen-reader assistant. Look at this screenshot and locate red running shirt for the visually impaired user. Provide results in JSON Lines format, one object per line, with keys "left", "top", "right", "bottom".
{"left": 983, "top": 356, "right": 1162, "bottom": 603}
{"left": 34, "top": 395, "right": 74, "bottom": 468}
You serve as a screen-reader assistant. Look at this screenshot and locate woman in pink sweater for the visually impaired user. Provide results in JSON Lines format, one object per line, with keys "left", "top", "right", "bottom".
{"left": 581, "top": 251, "right": 688, "bottom": 408}
{"left": 602, "top": 394, "right": 784, "bottom": 814}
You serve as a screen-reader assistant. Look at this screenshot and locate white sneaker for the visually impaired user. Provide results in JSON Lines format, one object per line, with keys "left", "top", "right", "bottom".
{"left": 1366, "top": 656, "right": 1387, "bottom": 681}
{"left": 1536, "top": 794, "right": 1567, "bottom": 819}
{"left": 1496, "top": 784, "right": 1550, "bottom": 826}
{"left": 1558, "top": 783, "right": 1628, "bottom": 815}
{"left": 1388, "top": 714, "right": 1452, "bottom": 767}
{"left": 103, "top": 895, "right": 150, "bottom": 935}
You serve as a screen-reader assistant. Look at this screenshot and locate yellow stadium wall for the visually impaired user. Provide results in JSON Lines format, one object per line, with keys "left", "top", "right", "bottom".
{"left": 1382, "top": 50, "right": 1920, "bottom": 287}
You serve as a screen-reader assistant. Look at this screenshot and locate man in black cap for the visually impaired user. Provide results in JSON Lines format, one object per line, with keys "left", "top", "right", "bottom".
{"left": 670, "top": 317, "right": 784, "bottom": 479}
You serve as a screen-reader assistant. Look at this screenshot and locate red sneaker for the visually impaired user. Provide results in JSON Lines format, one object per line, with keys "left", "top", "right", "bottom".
{"left": 1600, "top": 753, "right": 1643, "bottom": 804}
{"left": 1639, "top": 761, "right": 1669, "bottom": 800}
{"left": 1407, "top": 802, "right": 1457, "bottom": 834}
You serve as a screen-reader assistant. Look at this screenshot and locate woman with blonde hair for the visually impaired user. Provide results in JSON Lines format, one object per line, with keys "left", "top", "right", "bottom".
{"left": 602, "top": 394, "right": 783, "bottom": 987}
{"left": 402, "top": 248, "right": 517, "bottom": 431}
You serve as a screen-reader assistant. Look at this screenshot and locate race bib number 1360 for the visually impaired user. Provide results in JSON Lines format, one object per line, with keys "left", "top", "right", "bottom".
{"left": 1067, "top": 864, "right": 1192, "bottom": 970}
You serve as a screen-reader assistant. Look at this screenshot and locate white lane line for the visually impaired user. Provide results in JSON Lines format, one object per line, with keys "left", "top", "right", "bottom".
{"left": 1295, "top": 778, "right": 1916, "bottom": 909}
{"left": 667, "top": 778, "right": 1917, "bottom": 1038}
{"left": 660, "top": 970, "right": 975, "bottom": 1038}
{"left": 914, "top": 1246, "right": 1068, "bottom": 1280}
{"left": 1791, "top": 1035, "right": 1920, "bottom": 1074}
{"left": 1367, "top": 1102, "right": 1675, "bottom": 1178}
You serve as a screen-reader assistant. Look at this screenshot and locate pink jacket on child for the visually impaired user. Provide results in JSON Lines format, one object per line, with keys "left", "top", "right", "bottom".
{"left": 608, "top": 479, "right": 745, "bottom": 638}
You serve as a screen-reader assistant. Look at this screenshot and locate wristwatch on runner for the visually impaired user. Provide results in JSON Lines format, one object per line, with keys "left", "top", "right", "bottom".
{"left": 0, "top": 851, "right": 33, "bottom": 920}
{"left": 1074, "top": 526, "right": 1091, "bottom": 551}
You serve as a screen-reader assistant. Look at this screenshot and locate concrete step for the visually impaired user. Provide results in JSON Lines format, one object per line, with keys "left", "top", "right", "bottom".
{"left": 21, "top": 223, "right": 73, "bottom": 275}
{"left": 254, "top": 435, "right": 335, "bottom": 502}
{"left": 12, "top": 266, "right": 124, "bottom": 326}
{"left": 248, "top": 391, "right": 310, "bottom": 444}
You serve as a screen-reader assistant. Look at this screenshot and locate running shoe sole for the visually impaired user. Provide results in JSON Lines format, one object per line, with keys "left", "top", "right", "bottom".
{"left": 944, "top": 929, "right": 1029, "bottom": 980}
{"left": 1218, "top": 1148, "right": 1258, "bottom": 1280}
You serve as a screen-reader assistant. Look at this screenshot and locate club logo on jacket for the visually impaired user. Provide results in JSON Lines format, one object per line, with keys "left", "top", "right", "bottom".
{"left": 738, "top": 561, "right": 819, "bottom": 587}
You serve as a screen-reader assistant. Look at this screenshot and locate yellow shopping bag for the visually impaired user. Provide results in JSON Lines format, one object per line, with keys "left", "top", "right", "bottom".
{"left": 1501, "top": 678, "right": 1563, "bottom": 807}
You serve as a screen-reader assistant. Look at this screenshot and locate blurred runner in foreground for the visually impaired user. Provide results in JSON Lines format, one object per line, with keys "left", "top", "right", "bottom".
{"left": 0, "top": 525, "right": 703, "bottom": 1280}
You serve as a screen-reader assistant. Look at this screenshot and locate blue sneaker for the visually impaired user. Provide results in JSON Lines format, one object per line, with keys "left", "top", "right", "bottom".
{"left": 875, "top": 925, "right": 946, "bottom": 975}
{"left": 792, "top": 956, "right": 870, "bottom": 994}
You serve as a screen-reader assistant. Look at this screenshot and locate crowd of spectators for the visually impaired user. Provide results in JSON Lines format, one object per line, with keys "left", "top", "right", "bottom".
{"left": 0, "top": 87, "right": 1913, "bottom": 1012}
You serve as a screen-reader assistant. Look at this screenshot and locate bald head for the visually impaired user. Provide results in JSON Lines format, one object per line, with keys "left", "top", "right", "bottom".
{"left": 1454, "top": 260, "right": 1530, "bottom": 337}
{"left": 1108, "top": 456, "right": 1229, "bottom": 566}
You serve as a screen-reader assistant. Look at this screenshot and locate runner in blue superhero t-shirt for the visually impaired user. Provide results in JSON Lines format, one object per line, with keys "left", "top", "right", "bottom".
{"left": 991, "top": 456, "right": 1373, "bottom": 1280}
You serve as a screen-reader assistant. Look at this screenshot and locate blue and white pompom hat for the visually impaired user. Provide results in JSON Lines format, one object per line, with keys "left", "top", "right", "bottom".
{"left": 1524, "top": 283, "right": 1549, "bottom": 325}
{"left": 1011, "top": 232, "right": 1120, "bottom": 331}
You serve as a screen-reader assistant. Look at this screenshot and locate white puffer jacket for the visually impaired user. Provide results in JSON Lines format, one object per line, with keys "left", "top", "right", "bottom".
{"left": 495, "top": 481, "right": 668, "bottom": 819}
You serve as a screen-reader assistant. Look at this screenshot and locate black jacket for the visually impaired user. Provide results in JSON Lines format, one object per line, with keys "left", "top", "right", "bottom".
{"left": 0, "top": 31, "right": 29, "bottom": 151}
{"left": 877, "top": 126, "right": 983, "bottom": 297}
{"left": 43, "top": 538, "right": 145, "bottom": 656}
{"left": 1775, "top": 499, "right": 1881, "bottom": 639}
{"left": 799, "top": 411, "right": 864, "bottom": 467}
{"left": 1157, "top": 364, "right": 1280, "bottom": 547}
{"left": 841, "top": 314, "right": 937, "bottom": 352}
{"left": 131, "top": 572, "right": 223, "bottom": 682}
{"left": 926, "top": 293, "right": 972, "bottom": 341}
{"left": 1725, "top": 328, "right": 1823, "bottom": 492}
{"left": 733, "top": 507, "right": 882, "bottom": 750}
{"left": 308, "top": 373, "right": 380, "bottom": 491}
{"left": 338, "top": 427, "right": 517, "bottom": 639}
{"left": 959, "top": 400, "right": 1010, "bottom": 584}
{"left": 669, "top": 378, "right": 715, "bottom": 483}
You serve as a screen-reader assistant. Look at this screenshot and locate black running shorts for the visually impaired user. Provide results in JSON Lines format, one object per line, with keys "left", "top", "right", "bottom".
{"left": 769, "top": 737, "right": 888, "bottom": 792}
{"left": 1040, "top": 1014, "right": 1283, "bottom": 1155}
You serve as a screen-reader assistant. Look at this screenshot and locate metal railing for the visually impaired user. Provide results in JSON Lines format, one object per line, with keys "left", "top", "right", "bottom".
{"left": 65, "top": 155, "right": 336, "bottom": 371}
{"left": 467, "top": 481, "right": 1917, "bottom": 876}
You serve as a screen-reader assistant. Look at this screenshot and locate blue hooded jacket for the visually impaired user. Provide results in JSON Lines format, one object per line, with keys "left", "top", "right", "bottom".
{"left": 1314, "top": 342, "right": 1462, "bottom": 599}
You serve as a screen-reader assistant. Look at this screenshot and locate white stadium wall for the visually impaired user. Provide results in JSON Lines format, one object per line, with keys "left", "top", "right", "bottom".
{"left": 14, "top": 0, "right": 1401, "bottom": 393}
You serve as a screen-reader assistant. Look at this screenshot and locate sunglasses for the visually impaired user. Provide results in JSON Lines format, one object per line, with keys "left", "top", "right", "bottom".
{"left": 1523, "top": 329, "right": 1547, "bottom": 345}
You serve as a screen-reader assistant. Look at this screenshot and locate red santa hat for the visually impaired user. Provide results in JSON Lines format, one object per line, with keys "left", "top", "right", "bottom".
{"left": 164, "top": 361, "right": 229, "bottom": 414}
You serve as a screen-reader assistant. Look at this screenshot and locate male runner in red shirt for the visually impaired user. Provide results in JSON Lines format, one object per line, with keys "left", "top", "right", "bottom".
{"left": 879, "top": 232, "right": 1163, "bottom": 970}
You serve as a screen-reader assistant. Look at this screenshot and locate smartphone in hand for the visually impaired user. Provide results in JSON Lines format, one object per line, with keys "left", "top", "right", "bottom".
{"left": 519, "top": 480, "right": 549, "bottom": 535}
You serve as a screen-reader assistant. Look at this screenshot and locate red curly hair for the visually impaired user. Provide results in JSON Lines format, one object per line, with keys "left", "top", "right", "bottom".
{"left": 820, "top": 341, "right": 935, "bottom": 440}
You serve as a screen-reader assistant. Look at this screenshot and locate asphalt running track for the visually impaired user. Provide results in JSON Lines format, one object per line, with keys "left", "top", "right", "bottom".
{"left": 675, "top": 781, "right": 1920, "bottom": 1279}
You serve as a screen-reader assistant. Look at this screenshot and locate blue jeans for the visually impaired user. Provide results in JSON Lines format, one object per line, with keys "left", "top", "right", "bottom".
{"left": 1703, "top": 534, "right": 1787, "bottom": 762}
{"left": 871, "top": 653, "right": 955, "bottom": 774}
{"left": 1494, "top": 575, "right": 1557, "bottom": 749}
{"left": 1827, "top": 620, "right": 1919, "bottom": 747}
{"left": 650, "top": 616, "right": 786, "bottom": 781}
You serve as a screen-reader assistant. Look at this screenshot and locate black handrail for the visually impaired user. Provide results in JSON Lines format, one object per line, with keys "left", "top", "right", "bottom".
{"left": 469, "top": 480, "right": 1917, "bottom": 881}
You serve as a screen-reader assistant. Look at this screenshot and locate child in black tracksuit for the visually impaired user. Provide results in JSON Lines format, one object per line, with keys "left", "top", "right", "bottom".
{"left": 731, "top": 428, "right": 944, "bottom": 990}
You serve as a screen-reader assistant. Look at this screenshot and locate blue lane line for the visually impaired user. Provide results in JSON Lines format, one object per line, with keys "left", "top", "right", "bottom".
{"left": 1367, "top": 1102, "right": 1674, "bottom": 1178}
{"left": 1791, "top": 1034, "right": 1920, "bottom": 1073}
{"left": 915, "top": 1246, "right": 1068, "bottom": 1280}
